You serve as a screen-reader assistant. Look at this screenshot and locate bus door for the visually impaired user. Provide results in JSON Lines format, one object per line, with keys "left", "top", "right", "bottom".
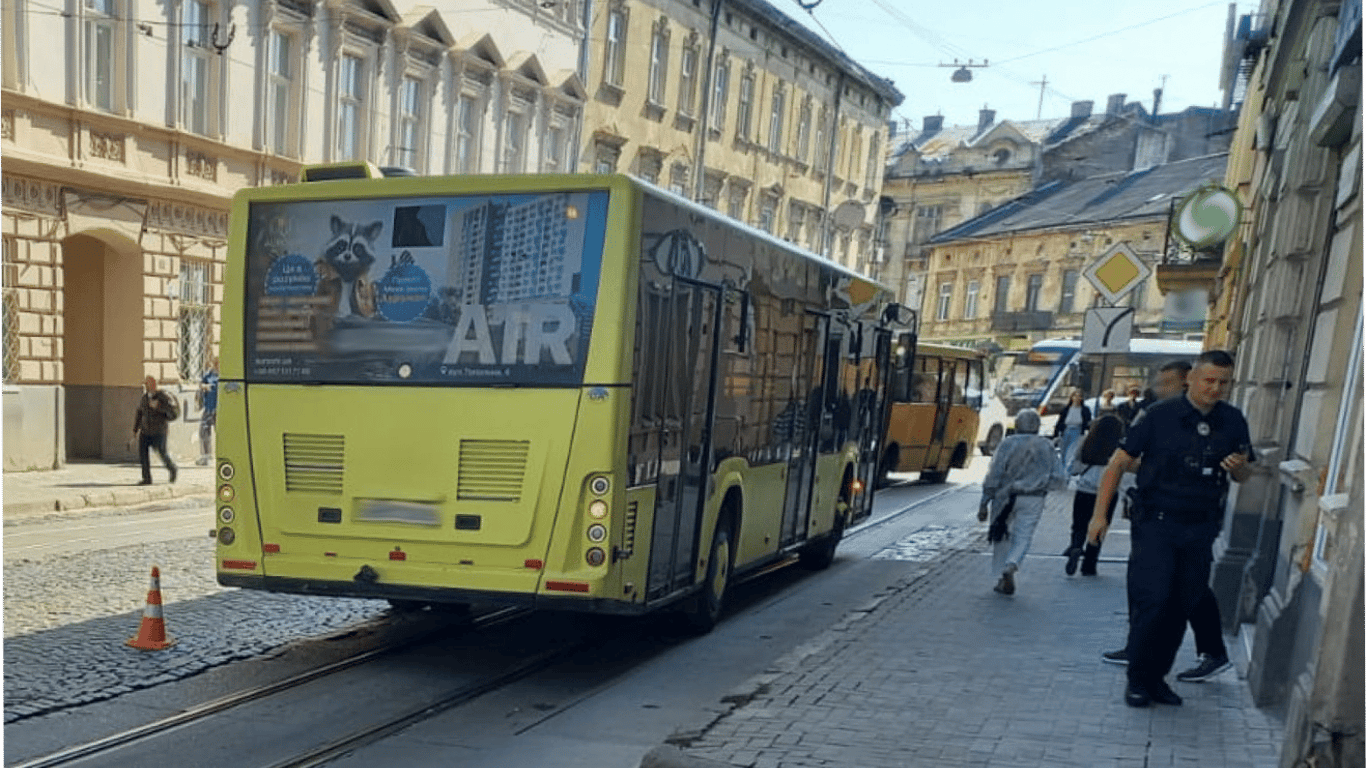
{"left": 926, "top": 358, "right": 956, "bottom": 467}
{"left": 780, "top": 312, "right": 831, "bottom": 547}
{"left": 852, "top": 325, "right": 893, "bottom": 521}
{"left": 645, "top": 277, "right": 723, "bottom": 600}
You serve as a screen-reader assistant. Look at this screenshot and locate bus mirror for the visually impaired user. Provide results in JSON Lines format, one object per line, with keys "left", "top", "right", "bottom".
{"left": 882, "top": 303, "right": 916, "bottom": 328}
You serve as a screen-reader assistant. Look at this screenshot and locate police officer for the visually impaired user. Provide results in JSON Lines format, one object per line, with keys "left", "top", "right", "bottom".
{"left": 1087, "top": 350, "right": 1253, "bottom": 707}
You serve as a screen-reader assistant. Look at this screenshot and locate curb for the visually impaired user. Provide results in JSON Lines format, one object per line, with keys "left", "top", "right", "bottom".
{"left": 3, "top": 484, "right": 216, "bottom": 518}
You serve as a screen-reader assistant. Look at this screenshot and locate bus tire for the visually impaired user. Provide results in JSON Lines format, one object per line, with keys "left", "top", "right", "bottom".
{"left": 979, "top": 423, "right": 1004, "bottom": 456}
{"left": 799, "top": 501, "right": 847, "bottom": 571}
{"left": 876, "top": 445, "right": 899, "bottom": 488}
{"left": 683, "top": 523, "right": 732, "bottom": 634}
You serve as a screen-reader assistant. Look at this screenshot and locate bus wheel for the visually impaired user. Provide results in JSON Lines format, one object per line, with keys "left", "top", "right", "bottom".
{"left": 876, "top": 445, "right": 899, "bottom": 488}
{"left": 800, "top": 504, "right": 845, "bottom": 571}
{"left": 684, "top": 524, "right": 732, "bottom": 634}
{"left": 980, "top": 424, "right": 1004, "bottom": 456}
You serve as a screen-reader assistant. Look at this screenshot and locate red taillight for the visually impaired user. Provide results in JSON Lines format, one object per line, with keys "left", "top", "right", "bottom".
{"left": 389, "top": 549, "right": 407, "bottom": 561}
{"left": 524, "top": 559, "right": 544, "bottom": 569}
{"left": 262, "top": 543, "right": 281, "bottom": 553}
{"left": 221, "top": 559, "right": 257, "bottom": 570}
{"left": 544, "top": 580, "right": 590, "bottom": 593}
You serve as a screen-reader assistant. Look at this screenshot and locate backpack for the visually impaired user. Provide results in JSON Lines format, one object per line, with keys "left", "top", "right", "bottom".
{"left": 161, "top": 392, "right": 180, "bottom": 422}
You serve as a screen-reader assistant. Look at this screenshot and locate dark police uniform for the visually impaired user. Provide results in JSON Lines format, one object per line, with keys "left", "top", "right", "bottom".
{"left": 1120, "top": 395, "right": 1253, "bottom": 691}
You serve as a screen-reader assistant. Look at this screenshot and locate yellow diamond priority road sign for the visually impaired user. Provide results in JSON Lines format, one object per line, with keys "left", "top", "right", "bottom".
{"left": 1083, "top": 242, "right": 1151, "bottom": 304}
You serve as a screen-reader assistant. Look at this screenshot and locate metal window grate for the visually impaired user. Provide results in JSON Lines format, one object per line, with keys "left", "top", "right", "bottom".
{"left": 178, "top": 261, "right": 212, "bottom": 382}
{"left": 457, "top": 439, "right": 529, "bottom": 501}
{"left": 283, "top": 433, "right": 345, "bottom": 494}
{"left": 3, "top": 238, "right": 18, "bottom": 384}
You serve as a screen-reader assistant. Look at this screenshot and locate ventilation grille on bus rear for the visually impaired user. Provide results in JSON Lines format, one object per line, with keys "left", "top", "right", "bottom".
{"left": 457, "top": 439, "right": 529, "bottom": 502}
{"left": 283, "top": 433, "right": 345, "bottom": 494}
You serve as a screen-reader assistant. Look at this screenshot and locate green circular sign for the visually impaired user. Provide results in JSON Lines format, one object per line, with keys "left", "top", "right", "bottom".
{"left": 1173, "top": 184, "right": 1241, "bottom": 249}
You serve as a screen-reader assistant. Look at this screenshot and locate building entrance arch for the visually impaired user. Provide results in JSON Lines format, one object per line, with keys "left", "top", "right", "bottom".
{"left": 62, "top": 230, "right": 143, "bottom": 461}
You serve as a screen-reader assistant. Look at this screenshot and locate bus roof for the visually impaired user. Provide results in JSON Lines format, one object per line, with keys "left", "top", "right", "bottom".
{"left": 915, "top": 341, "right": 985, "bottom": 360}
{"left": 1031, "top": 337, "right": 1203, "bottom": 355}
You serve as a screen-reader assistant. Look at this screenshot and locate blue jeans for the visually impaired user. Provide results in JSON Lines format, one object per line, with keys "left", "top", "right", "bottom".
{"left": 138, "top": 432, "right": 177, "bottom": 483}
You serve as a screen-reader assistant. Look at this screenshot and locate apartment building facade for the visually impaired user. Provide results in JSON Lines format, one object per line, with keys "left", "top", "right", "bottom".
{"left": 579, "top": 0, "right": 902, "bottom": 271}
{"left": 1, "top": 0, "right": 587, "bottom": 470}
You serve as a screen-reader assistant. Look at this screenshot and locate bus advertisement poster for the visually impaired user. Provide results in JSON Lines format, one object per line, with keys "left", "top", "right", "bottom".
{"left": 242, "top": 191, "right": 609, "bottom": 386}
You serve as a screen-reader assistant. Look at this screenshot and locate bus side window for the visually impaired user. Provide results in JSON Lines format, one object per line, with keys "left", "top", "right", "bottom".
{"left": 912, "top": 355, "right": 937, "bottom": 403}
{"left": 966, "top": 360, "right": 984, "bottom": 408}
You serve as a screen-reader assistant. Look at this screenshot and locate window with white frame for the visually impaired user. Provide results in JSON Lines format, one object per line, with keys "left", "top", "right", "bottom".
{"left": 84, "top": 0, "right": 120, "bottom": 112}
{"left": 727, "top": 184, "right": 747, "bottom": 220}
{"left": 786, "top": 202, "right": 805, "bottom": 243}
{"left": 593, "top": 141, "right": 619, "bottom": 173}
{"left": 543, "top": 122, "right": 565, "bottom": 171}
{"left": 337, "top": 53, "right": 368, "bottom": 160}
{"left": 395, "top": 75, "right": 423, "bottom": 170}
{"left": 796, "top": 98, "right": 811, "bottom": 163}
{"left": 647, "top": 20, "right": 669, "bottom": 106}
{"left": 709, "top": 58, "right": 729, "bottom": 132}
{"left": 937, "top": 282, "right": 952, "bottom": 321}
{"left": 503, "top": 109, "right": 526, "bottom": 173}
{"left": 669, "top": 163, "right": 688, "bottom": 194}
{"left": 677, "top": 41, "right": 697, "bottom": 116}
{"left": 1025, "top": 273, "right": 1043, "bottom": 312}
{"left": 813, "top": 107, "right": 828, "bottom": 169}
{"left": 266, "top": 27, "right": 299, "bottom": 156}
{"left": 767, "top": 83, "right": 785, "bottom": 153}
{"left": 757, "top": 193, "right": 777, "bottom": 232}
{"left": 604, "top": 6, "right": 627, "bottom": 88}
{"left": 636, "top": 150, "right": 661, "bottom": 184}
{"left": 178, "top": 261, "right": 212, "bottom": 383}
{"left": 964, "top": 280, "right": 979, "bottom": 319}
{"left": 455, "top": 92, "right": 481, "bottom": 173}
{"left": 181, "top": 0, "right": 214, "bottom": 135}
{"left": 736, "top": 70, "right": 755, "bottom": 139}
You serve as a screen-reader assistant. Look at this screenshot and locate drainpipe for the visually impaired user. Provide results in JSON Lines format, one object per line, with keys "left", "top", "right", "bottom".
{"left": 691, "top": 0, "right": 724, "bottom": 202}
{"left": 821, "top": 70, "right": 846, "bottom": 258}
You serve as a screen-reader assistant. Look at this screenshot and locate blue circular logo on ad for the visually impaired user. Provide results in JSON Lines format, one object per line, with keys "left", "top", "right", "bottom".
{"left": 264, "top": 253, "right": 317, "bottom": 297}
{"left": 377, "top": 258, "right": 433, "bottom": 322}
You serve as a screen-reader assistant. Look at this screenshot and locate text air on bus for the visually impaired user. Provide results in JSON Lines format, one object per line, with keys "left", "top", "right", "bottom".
{"left": 214, "top": 165, "right": 907, "bottom": 631}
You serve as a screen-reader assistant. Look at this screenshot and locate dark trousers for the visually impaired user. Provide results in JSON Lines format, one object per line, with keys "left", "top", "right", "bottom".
{"left": 1190, "top": 587, "right": 1228, "bottom": 659}
{"left": 1125, "top": 515, "right": 1220, "bottom": 687}
{"left": 138, "top": 432, "right": 176, "bottom": 483}
{"left": 1070, "top": 490, "right": 1117, "bottom": 570}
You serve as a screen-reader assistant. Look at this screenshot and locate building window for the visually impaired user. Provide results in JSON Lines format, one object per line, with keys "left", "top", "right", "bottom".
{"left": 178, "top": 261, "right": 212, "bottom": 383}
{"left": 709, "top": 58, "right": 729, "bottom": 132}
{"left": 2, "top": 237, "right": 17, "bottom": 384}
{"left": 543, "top": 123, "right": 565, "bottom": 171}
{"left": 85, "top": 0, "right": 121, "bottom": 111}
{"left": 727, "top": 184, "right": 747, "bottom": 220}
{"left": 266, "top": 28, "right": 299, "bottom": 156}
{"left": 647, "top": 22, "right": 668, "bottom": 106}
{"left": 848, "top": 127, "right": 862, "bottom": 180}
{"left": 964, "top": 280, "right": 979, "bottom": 319}
{"left": 865, "top": 133, "right": 880, "bottom": 190}
{"left": 767, "top": 83, "right": 785, "bottom": 153}
{"left": 604, "top": 7, "right": 627, "bottom": 88}
{"left": 937, "top": 282, "right": 952, "bottom": 321}
{"left": 786, "top": 202, "right": 805, "bottom": 243}
{"left": 503, "top": 110, "right": 526, "bottom": 173}
{"left": 1059, "top": 269, "right": 1078, "bottom": 313}
{"left": 994, "top": 275, "right": 1010, "bottom": 312}
{"left": 758, "top": 193, "right": 777, "bottom": 232}
{"left": 395, "top": 75, "right": 423, "bottom": 170}
{"left": 813, "top": 107, "right": 828, "bottom": 169}
{"left": 1025, "top": 273, "right": 1043, "bottom": 312}
{"left": 337, "top": 53, "right": 367, "bottom": 160}
{"left": 637, "top": 150, "right": 662, "bottom": 184}
{"left": 913, "top": 204, "right": 944, "bottom": 244}
{"left": 736, "top": 70, "right": 755, "bottom": 140}
{"left": 796, "top": 99, "right": 812, "bottom": 163}
{"left": 677, "top": 42, "right": 697, "bottom": 116}
{"left": 669, "top": 163, "right": 689, "bottom": 194}
{"left": 455, "top": 93, "right": 481, "bottom": 173}
{"left": 181, "top": 0, "right": 214, "bottom": 135}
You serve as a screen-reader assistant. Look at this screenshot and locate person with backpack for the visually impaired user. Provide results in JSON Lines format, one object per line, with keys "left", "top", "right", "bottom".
{"left": 133, "top": 375, "right": 179, "bottom": 485}
{"left": 1064, "top": 413, "right": 1125, "bottom": 576}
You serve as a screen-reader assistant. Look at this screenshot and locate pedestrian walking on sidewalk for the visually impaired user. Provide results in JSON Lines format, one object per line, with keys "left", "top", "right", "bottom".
{"left": 1064, "top": 414, "right": 1124, "bottom": 576}
{"left": 1087, "top": 350, "right": 1253, "bottom": 708}
{"left": 978, "top": 409, "right": 1065, "bottom": 595}
{"left": 133, "top": 375, "right": 179, "bottom": 485}
{"left": 197, "top": 357, "right": 219, "bottom": 465}
{"left": 1052, "top": 389, "right": 1091, "bottom": 465}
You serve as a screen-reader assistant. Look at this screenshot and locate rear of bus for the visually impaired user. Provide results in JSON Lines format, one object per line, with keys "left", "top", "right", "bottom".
{"left": 879, "top": 342, "right": 984, "bottom": 483}
{"left": 214, "top": 170, "right": 642, "bottom": 612}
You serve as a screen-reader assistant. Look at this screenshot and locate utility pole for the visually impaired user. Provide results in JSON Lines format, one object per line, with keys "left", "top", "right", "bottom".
{"left": 1029, "top": 75, "right": 1048, "bottom": 119}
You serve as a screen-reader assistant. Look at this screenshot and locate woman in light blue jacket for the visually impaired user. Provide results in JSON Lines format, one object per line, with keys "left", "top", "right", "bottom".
{"left": 978, "top": 409, "right": 1066, "bottom": 595}
{"left": 1064, "top": 414, "right": 1125, "bottom": 575}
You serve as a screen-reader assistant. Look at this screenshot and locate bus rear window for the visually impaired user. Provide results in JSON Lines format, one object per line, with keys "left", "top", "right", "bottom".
{"left": 241, "top": 191, "right": 609, "bottom": 385}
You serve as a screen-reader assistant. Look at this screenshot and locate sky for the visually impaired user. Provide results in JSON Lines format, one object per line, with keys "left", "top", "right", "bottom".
{"left": 783, "top": 0, "right": 1237, "bottom": 132}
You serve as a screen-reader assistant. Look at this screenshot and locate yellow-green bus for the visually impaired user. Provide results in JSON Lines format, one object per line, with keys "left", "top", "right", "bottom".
{"left": 877, "top": 340, "right": 986, "bottom": 485}
{"left": 214, "top": 164, "right": 905, "bottom": 630}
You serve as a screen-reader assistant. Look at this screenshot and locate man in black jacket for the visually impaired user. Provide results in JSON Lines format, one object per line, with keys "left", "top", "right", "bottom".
{"left": 133, "top": 376, "right": 179, "bottom": 485}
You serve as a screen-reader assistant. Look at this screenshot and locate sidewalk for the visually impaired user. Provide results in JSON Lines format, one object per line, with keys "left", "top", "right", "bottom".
{"left": 2, "top": 461, "right": 217, "bottom": 517}
{"left": 645, "top": 485, "right": 1284, "bottom": 768}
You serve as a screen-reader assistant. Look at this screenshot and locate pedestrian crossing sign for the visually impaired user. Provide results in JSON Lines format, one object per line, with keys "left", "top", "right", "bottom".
{"left": 1083, "top": 242, "right": 1151, "bottom": 304}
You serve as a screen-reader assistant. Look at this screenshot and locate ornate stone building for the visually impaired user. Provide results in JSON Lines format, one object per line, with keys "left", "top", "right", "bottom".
{"left": 1, "top": 0, "right": 587, "bottom": 470}
{"left": 579, "top": 0, "right": 902, "bottom": 271}
{"left": 1199, "top": 1, "right": 1362, "bottom": 765}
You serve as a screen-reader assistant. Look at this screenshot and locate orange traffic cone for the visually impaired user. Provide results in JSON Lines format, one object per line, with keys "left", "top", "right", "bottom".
{"left": 126, "top": 566, "right": 176, "bottom": 651}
